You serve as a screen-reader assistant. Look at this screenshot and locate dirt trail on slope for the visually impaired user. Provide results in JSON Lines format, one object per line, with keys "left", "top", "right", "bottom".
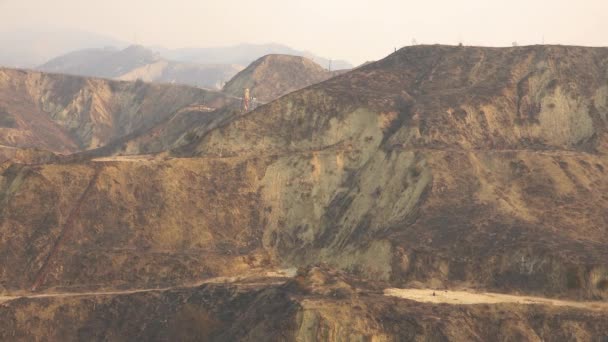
{"left": 30, "top": 166, "right": 103, "bottom": 291}
{"left": 0, "top": 268, "right": 297, "bottom": 305}
{"left": 91, "top": 154, "right": 159, "bottom": 162}
{"left": 385, "top": 288, "right": 608, "bottom": 311}
{"left": 90, "top": 145, "right": 595, "bottom": 163}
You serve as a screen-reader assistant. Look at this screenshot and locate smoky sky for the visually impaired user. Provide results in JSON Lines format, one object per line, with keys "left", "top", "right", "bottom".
{"left": 1, "top": 0, "right": 606, "bottom": 64}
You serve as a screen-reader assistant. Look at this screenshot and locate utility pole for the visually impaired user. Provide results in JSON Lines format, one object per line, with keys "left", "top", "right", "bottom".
{"left": 328, "top": 59, "right": 332, "bottom": 72}
{"left": 242, "top": 88, "right": 251, "bottom": 113}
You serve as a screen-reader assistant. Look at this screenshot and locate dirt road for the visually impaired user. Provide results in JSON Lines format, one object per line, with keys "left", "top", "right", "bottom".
{"left": 0, "top": 268, "right": 297, "bottom": 305}
{"left": 385, "top": 288, "right": 608, "bottom": 311}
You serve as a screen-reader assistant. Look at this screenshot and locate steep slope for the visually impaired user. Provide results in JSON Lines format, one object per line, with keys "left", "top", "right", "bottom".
{"left": 2, "top": 45, "right": 608, "bottom": 340}
{"left": 117, "top": 105, "right": 238, "bottom": 155}
{"left": 0, "top": 156, "right": 272, "bottom": 292}
{"left": 223, "top": 54, "right": 341, "bottom": 103}
{"left": 3, "top": 45, "right": 608, "bottom": 298}
{"left": 67, "top": 104, "right": 240, "bottom": 159}
{"left": 181, "top": 45, "right": 608, "bottom": 299}
{"left": 0, "top": 67, "right": 232, "bottom": 153}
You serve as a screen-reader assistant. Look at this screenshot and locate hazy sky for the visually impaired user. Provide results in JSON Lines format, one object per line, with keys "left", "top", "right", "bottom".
{"left": 1, "top": 0, "right": 606, "bottom": 64}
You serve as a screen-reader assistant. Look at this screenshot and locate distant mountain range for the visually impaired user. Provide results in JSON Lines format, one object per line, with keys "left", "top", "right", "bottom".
{"left": 38, "top": 46, "right": 160, "bottom": 79}
{"left": 37, "top": 44, "right": 352, "bottom": 90}
{"left": 158, "top": 43, "right": 353, "bottom": 71}
{"left": 37, "top": 45, "right": 243, "bottom": 89}
{"left": 0, "top": 28, "right": 127, "bottom": 68}
{"left": 0, "top": 28, "right": 352, "bottom": 89}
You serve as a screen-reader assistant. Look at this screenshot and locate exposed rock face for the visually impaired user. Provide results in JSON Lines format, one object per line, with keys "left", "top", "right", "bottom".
{"left": 181, "top": 45, "right": 608, "bottom": 299}
{"left": 2, "top": 45, "right": 608, "bottom": 340}
{"left": 222, "top": 54, "right": 342, "bottom": 103}
{"left": 0, "top": 67, "right": 232, "bottom": 153}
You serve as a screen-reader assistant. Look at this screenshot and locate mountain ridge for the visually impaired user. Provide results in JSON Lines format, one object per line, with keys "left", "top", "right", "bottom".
{"left": 1, "top": 44, "right": 608, "bottom": 340}
{"left": 0, "top": 66, "right": 234, "bottom": 153}
{"left": 37, "top": 43, "right": 353, "bottom": 90}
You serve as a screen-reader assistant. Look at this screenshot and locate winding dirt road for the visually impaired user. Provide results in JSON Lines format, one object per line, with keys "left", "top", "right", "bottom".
{"left": 0, "top": 268, "right": 297, "bottom": 305}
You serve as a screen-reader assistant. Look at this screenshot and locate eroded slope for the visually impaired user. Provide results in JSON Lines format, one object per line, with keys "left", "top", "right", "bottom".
{"left": 180, "top": 45, "right": 608, "bottom": 299}
{"left": 2, "top": 45, "right": 608, "bottom": 340}
{"left": 0, "top": 67, "right": 232, "bottom": 153}
{"left": 1, "top": 45, "right": 608, "bottom": 308}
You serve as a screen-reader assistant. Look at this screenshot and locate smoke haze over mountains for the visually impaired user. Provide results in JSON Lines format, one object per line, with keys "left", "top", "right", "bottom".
{"left": 1, "top": 0, "right": 606, "bottom": 66}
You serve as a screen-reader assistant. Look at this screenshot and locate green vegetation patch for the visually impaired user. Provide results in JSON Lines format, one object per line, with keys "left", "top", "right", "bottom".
{"left": 0, "top": 107, "right": 16, "bottom": 128}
